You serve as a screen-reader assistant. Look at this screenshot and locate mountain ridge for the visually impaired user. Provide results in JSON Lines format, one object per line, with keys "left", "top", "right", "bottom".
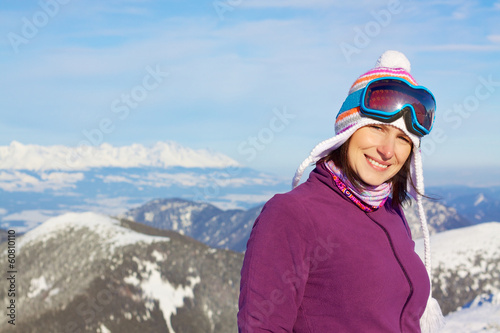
{"left": 0, "top": 141, "right": 239, "bottom": 171}
{"left": 1, "top": 212, "right": 242, "bottom": 333}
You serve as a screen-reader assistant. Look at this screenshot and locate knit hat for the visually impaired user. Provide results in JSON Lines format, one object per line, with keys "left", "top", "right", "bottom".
{"left": 292, "top": 50, "right": 445, "bottom": 332}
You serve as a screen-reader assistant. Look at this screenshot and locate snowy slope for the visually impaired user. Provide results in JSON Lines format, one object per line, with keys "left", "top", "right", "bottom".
{"left": 0, "top": 141, "right": 239, "bottom": 170}
{"left": 415, "top": 222, "right": 500, "bottom": 315}
{"left": 18, "top": 212, "right": 167, "bottom": 252}
{"left": 441, "top": 293, "right": 500, "bottom": 332}
{"left": 1, "top": 212, "right": 242, "bottom": 333}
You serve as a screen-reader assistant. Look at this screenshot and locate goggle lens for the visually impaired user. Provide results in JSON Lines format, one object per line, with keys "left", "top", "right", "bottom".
{"left": 364, "top": 79, "right": 435, "bottom": 134}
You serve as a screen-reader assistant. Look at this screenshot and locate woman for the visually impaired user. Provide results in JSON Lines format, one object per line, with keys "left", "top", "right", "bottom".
{"left": 238, "top": 51, "right": 444, "bottom": 332}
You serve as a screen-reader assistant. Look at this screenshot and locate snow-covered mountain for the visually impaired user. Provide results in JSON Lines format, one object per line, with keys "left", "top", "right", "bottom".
{"left": 415, "top": 222, "right": 500, "bottom": 316}
{"left": 0, "top": 141, "right": 289, "bottom": 233}
{"left": 427, "top": 185, "right": 500, "bottom": 224}
{"left": 0, "top": 141, "right": 239, "bottom": 170}
{"left": 121, "top": 198, "right": 262, "bottom": 252}
{"left": 0, "top": 212, "right": 242, "bottom": 333}
{"left": 403, "top": 198, "right": 472, "bottom": 238}
{"left": 442, "top": 293, "right": 500, "bottom": 333}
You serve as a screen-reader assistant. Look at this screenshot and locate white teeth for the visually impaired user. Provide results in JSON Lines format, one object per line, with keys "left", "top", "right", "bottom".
{"left": 367, "top": 157, "right": 388, "bottom": 169}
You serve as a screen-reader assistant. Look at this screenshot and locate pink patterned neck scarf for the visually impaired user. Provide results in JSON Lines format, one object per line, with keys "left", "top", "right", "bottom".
{"left": 324, "top": 160, "right": 391, "bottom": 212}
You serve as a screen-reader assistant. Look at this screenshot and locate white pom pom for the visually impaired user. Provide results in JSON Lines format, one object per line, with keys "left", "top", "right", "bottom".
{"left": 375, "top": 50, "right": 411, "bottom": 72}
{"left": 420, "top": 297, "right": 445, "bottom": 333}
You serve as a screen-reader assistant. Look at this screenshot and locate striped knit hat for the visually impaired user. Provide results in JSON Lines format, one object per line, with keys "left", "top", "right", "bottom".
{"left": 292, "top": 50, "right": 445, "bottom": 333}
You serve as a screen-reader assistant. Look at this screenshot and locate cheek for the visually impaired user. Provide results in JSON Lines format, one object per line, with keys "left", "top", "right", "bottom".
{"left": 346, "top": 143, "right": 359, "bottom": 170}
{"left": 396, "top": 145, "right": 412, "bottom": 163}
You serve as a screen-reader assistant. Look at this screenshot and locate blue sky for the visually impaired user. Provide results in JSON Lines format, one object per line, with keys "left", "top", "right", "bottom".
{"left": 1, "top": 0, "right": 500, "bottom": 185}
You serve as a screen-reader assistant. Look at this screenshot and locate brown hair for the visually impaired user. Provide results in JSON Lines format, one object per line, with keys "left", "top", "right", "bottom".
{"left": 323, "top": 138, "right": 418, "bottom": 208}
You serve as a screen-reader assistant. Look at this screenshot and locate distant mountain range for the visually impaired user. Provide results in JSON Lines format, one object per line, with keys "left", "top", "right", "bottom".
{"left": 0, "top": 141, "right": 289, "bottom": 232}
{"left": 403, "top": 197, "right": 472, "bottom": 238}
{"left": 0, "top": 141, "right": 239, "bottom": 170}
{"left": 121, "top": 198, "right": 262, "bottom": 252}
{"left": 427, "top": 185, "right": 500, "bottom": 224}
{"left": 0, "top": 141, "right": 498, "bottom": 235}
{"left": 3, "top": 213, "right": 498, "bottom": 332}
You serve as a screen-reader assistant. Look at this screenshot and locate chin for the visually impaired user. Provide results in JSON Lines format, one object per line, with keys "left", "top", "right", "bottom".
{"left": 361, "top": 173, "right": 391, "bottom": 187}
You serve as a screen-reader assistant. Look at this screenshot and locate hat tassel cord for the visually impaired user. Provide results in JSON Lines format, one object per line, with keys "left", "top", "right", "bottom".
{"left": 417, "top": 195, "right": 445, "bottom": 333}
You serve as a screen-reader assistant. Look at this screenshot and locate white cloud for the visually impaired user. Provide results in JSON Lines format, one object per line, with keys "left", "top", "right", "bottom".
{"left": 2, "top": 0, "right": 500, "bottom": 175}
{"left": 487, "top": 35, "right": 500, "bottom": 43}
{"left": 97, "top": 170, "right": 280, "bottom": 189}
{"left": 0, "top": 171, "right": 84, "bottom": 192}
{"left": 239, "top": 0, "right": 389, "bottom": 9}
{"left": 2, "top": 210, "right": 64, "bottom": 232}
{"left": 240, "top": 0, "right": 336, "bottom": 8}
{"left": 423, "top": 44, "right": 500, "bottom": 52}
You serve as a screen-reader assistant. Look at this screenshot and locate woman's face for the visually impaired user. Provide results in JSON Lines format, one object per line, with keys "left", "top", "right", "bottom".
{"left": 347, "top": 124, "right": 412, "bottom": 186}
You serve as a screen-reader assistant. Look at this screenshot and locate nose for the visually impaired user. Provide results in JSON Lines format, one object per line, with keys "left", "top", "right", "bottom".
{"left": 377, "top": 135, "right": 395, "bottom": 160}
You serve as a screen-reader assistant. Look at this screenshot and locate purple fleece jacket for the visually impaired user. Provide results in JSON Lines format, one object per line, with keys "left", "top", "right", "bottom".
{"left": 238, "top": 163, "right": 430, "bottom": 332}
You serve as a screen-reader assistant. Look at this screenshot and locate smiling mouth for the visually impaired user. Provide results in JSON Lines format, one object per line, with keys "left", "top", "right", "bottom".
{"left": 366, "top": 156, "right": 389, "bottom": 170}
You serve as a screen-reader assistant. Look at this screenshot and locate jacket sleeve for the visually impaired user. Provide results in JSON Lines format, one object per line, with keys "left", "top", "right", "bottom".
{"left": 237, "top": 194, "right": 314, "bottom": 333}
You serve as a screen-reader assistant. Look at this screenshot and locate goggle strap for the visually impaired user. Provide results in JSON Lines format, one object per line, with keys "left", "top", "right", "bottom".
{"left": 338, "top": 89, "right": 363, "bottom": 114}
{"left": 363, "top": 107, "right": 428, "bottom": 137}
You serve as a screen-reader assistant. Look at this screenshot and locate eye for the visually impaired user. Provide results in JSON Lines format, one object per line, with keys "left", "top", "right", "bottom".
{"left": 369, "top": 125, "right": 383, "bottom": 131}
{"left": 398, "top": 135, "right": 411, "bottom": 144}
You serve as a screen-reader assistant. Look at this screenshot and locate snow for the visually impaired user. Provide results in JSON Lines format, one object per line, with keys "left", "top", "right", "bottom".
{"left": 441, "top": 293, "right": 500, "bottom": 332}
{"left": 151, "top": 250, "right": 166, "bottom": 262}
{"left": 99, "top": 324, "right": 111, "bottom": 333}
{"left": 125, "top": 260, "right": 200, "bottom": 333}
{"left": 0, "top": 141, "right": 239, "bottom": 171}
{"left": 124, "top": 275, "right": 141, "bottom": 286}
{"left": 413, "top": 222, "right": 500, "bottom": 330}
{"left": 144, "top": 212, "right": 155, "bottom": 222}
{"left": 415, "top": 222, "right": 500, "bottom": 270}
{"left": 27, "top": 276, "right": 50, "bottom": 298}
{"left": 180, "top": 207, "right": 193, "bottom": 229}
{"left": 474, "top": 193, "right": 486, "bottom": 206}
{"left": 18, "top": 212, "right": 169, "bottom": 252}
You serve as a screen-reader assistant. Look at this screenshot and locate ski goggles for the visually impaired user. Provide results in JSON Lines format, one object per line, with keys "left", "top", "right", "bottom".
{"left": 339, "top": 77, "right": 436, "bottom": 137}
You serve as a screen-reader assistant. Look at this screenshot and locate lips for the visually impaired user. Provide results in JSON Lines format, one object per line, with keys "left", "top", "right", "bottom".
{"left": 366, "top": 156, "right": 389, "bottom": 170}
